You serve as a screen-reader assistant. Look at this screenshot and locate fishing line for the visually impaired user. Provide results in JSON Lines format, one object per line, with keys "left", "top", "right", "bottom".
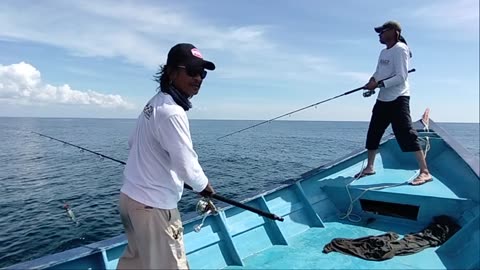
{"left": 217, "top": 69, "right": 416, "bottom": 140}
{"left": 32, "top": 132, "right": 284, "bottom": 221}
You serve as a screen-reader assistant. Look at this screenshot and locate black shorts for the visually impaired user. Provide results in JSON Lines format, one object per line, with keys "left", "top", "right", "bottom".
{"left": 366, "top": 96, "right": 421, "bottom": 152}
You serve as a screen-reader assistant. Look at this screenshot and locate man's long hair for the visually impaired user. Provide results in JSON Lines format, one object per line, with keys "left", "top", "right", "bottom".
{"left": 398, "top": 32, "right": 413, "bottom": 58}
{"left": 153, "top": 65, "right": 170, "bottom": 92}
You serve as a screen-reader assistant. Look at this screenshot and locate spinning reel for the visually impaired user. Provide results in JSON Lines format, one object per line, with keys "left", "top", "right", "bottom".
{"left": 194, "top": 198, "right": 218, "bottom": 232}
{"left": 363, "top": 90, "right": 375, "bottom": 98}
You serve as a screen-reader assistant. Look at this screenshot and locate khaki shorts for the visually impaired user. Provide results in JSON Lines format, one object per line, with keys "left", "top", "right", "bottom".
{"left": 117, "top": 193, "right": 188, "bottom": 269}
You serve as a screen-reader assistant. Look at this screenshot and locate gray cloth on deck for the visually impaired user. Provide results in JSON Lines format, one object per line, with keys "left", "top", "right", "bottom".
{"left": 323, "top": 215, "right": 460, "bottom": 261}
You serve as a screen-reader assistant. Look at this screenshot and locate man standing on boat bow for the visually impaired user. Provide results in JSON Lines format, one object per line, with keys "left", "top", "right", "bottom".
{"left": 117, "top": 43, "right": 216, "bottom": 269}
{"left": 357, "top": 21, "right": 432, "bottom": 185}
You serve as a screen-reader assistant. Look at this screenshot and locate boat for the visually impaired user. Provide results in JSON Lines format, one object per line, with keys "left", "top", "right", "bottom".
{"left": 6, "top": 118, "right": 479, "bottom": 269}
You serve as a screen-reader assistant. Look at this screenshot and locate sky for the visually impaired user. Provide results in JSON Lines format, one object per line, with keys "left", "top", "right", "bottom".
{"left": 0, "top": 0, "right": 478, "bottom": 122}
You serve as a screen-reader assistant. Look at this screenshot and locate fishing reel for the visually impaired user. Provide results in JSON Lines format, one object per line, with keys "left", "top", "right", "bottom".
{"left": 194, "top": 198, "right": 218, "bottom": 232}
{"left": 363, "top": 90, "right": 375, "bottom": 98}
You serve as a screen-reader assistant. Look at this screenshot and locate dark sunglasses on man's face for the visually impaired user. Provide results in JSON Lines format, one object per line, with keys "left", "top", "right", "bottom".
{"left": 379, "top": 28, "right": 393, "bottom": 35}
{"left": 177, "top": 65, "right": 207, "bottom": 79}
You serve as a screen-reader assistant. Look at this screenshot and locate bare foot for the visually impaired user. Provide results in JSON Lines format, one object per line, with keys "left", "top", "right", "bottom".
{"left": 410, "top": 171, "right": 433, "bottom": 186}
{"left": 354, "top": 168, "right": 376, "bottom": 179}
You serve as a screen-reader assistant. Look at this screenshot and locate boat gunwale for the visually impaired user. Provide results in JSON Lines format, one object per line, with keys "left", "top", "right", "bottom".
{"left": 422, "top": 120, "right": 479, "bottom": 177}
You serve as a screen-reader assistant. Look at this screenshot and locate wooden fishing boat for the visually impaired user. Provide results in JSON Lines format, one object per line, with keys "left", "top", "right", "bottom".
{"left": 7, "top": 118, "right": 479, "bottom": 269}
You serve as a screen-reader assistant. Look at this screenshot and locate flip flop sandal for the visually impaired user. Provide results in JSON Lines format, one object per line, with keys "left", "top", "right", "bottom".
{"left": 354, "top": 171, "right": 376, "bottom": 179}
{"left": 409, "top": 177, "right": 433, "bottom": 186}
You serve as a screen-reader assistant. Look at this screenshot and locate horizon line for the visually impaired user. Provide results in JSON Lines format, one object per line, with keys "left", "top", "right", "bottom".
{"left": 0, "top": 115, "right": 478, "bottom": 124}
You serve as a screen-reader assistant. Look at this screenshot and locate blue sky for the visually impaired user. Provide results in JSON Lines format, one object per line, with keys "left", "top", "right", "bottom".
{"left": 0, "top": 0, "right": 478, "bottom": 122}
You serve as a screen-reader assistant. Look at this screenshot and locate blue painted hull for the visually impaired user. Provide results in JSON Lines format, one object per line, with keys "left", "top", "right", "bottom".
{"left": 7, "top": 120, "right": 480, "bottom": 269}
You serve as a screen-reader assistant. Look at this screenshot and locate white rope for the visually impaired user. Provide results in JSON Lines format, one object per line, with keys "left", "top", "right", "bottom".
{"left": 411, "top": 118, "right": 432, "bottom": 178}
{"left": 338, "top": 160, "right": 365, "bottom": 222}
{"left": 423, "top": 122, "right": 431, "bottom": 159}
{"left": 339, "top": 164, "right": 410, "bottom": 223}
{"left": 339, "top": 123, "right": 432, "bottom": 223}
{"left": 421, "top": 116, "right": 431, "bottom": 159}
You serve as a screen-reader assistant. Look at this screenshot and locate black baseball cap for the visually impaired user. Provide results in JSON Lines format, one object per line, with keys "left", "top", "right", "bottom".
{"left": 166, "top": 43, "right": 215, "bottom": 70}
{"left": 374, "top": 21, "right": 402, "bottom": 33}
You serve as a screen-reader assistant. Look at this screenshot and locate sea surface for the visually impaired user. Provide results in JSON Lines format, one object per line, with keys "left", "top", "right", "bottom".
{"left": 0, "top": 117, "right": 478, "bottom": 267}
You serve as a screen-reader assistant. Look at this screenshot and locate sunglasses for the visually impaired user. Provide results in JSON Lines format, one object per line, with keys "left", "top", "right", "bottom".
{"left": 177, "top": 65, "right": 207, "bottom": 79}
{"left": 379, "top": 28, "right": 393, "bottom": 35}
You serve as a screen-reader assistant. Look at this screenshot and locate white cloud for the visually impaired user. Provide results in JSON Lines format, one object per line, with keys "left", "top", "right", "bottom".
{"left": 0, "top": 0, "right": 360, "bottom": 83}
{"left": 410, "top": 0, "right": 479, "bottom": 35}
{"left": 0, "top": 1, "right": 274, "bottom": 69}
{"left": 402, "top": 0, "right": 479, "bottom": 42}
{"left": 0, "top": 62, "right": 134, "bottom": 108}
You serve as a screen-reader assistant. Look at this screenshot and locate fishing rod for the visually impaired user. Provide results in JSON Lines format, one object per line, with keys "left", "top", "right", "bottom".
{"left": 216, "top": 69, "right": 416, "bottom": 140}
{"left": 32, "top": 131, "right": 284, "bottom": 222}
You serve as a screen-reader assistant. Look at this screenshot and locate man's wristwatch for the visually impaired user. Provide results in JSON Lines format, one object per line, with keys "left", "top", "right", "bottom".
{"left": 378, "top": 81, "right": 385, "bottom": 88}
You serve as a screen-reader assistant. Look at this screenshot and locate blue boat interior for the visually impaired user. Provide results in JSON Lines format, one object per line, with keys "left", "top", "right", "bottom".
{"left": 8, "top": 121, "right": 480, "bottom": 270}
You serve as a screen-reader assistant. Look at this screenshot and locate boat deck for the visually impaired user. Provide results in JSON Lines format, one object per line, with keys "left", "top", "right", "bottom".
{"left": 337, "top": 151, "right": 467, "bottom": 200}
{"left": 226, "top": 218, "right": 445, "bottom": 269}
{"left": 348, "top": 167, "right": 458, "bottom": 199}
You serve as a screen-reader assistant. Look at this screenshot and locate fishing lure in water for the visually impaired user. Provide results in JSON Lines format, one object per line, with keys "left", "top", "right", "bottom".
{"left": 63, "top": 203, "right": 79, "bottom": 225}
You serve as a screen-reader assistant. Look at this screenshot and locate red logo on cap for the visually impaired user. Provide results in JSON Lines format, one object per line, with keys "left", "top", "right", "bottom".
{"left": 191, "top": 48, "right": 203, "bottom": 59}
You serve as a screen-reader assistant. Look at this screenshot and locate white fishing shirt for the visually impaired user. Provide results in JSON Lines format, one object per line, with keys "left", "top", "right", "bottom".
{"left": 121, "top": 92, "right": 208, "bottom": 209}
{"left": 372, "top": 42, "right": 411, "bottom": 102}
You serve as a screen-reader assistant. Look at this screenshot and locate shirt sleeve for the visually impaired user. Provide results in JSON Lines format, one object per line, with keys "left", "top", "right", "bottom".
{"left": 382, "top": 46, "right": 409, "bottom": 88}
{"left": 157, "top": 114, "right": 208, "bottom": 192}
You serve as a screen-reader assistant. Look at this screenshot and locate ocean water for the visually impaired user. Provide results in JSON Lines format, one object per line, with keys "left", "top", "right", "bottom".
{"left": 0, "top": 117, "right": 478, "bottom": 267}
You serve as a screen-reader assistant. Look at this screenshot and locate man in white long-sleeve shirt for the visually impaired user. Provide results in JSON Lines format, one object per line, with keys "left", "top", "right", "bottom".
{"left": 356, "top": 21, "right": 432, "bottom": 185}
{"left": 117, "top": 43, "right": 216, "bottom": 269}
